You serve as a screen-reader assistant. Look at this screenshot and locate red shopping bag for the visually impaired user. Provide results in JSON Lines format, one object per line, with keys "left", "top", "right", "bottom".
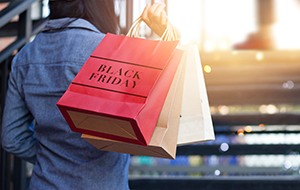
{"left": 57, "top": 33, "right": 180, "bottom": 146}
{"left": 81, "top": 49, "right": 187, "bottom": 159}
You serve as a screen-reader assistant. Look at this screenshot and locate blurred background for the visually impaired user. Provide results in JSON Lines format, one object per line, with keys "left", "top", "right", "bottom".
{"left": 123, "top": 0, "right": 300, "bottom": 182}
{"left": 1, "top": 0, "right": 300, "bottom": 189}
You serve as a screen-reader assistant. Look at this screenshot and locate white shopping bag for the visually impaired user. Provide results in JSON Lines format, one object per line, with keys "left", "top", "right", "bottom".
{"left": 177, "top": 44, "right": 215, "bottom": 145}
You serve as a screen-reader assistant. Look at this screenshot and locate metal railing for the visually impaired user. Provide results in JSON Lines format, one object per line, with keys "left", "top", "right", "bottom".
{"left": 129, "top": 50, "right": 300, "bottom": 189}
{"left": 0, "top": 1, "right": 47, "bottom": 190}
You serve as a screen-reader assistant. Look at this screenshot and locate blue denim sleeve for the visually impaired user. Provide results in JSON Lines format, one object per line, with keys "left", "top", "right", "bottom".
{"left": 1, "top": 64, "right": 37, "bottom": 164}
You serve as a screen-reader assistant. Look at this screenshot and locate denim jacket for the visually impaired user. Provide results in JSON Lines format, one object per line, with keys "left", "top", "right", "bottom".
{"left": 1, "top": 18, "right": 130, "bottom": 190}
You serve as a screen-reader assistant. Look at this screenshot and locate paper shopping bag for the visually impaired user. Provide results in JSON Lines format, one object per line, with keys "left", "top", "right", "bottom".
{"left": 177, "top": 44, "right": 215, "bottom": 145}
{"left": 57, "top": 33, "right": 181, "bottom": 146}
{"left": 82, "top": 49, "right": 187, "bottom": 159}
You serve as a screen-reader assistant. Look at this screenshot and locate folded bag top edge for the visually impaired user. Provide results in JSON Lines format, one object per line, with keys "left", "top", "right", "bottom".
{"left": 92, "top": 33, "right": 179, "bottom": 69}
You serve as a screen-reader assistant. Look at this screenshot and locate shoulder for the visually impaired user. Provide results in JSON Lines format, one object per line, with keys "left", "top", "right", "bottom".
{"left": 13, "top": 19, "right": 106, "bottom": 68}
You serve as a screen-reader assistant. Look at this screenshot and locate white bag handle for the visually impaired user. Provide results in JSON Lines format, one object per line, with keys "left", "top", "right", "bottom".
{"left": 126, "top": 16, "right": 180, "bottom": 41}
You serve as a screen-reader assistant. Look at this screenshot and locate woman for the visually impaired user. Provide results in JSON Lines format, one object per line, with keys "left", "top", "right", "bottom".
{"left": 1, "top": 1, "right": 170, "bottom": 189}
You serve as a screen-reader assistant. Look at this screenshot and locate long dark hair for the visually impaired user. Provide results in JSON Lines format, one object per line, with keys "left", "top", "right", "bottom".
{"left": 49, "top": 0, "right": 119, "bottom": 34}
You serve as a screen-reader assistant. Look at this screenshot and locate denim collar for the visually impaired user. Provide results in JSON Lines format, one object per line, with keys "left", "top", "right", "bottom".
{"left": 42, "top": 18, "right": 100, "bottom": 33}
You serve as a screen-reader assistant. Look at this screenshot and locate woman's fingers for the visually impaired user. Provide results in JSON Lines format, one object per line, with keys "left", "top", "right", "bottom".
{"left": 160, "top": 9, "right": 168, "bottom": 26}
{"left": 141, "top": 3, "right": 167, "bottom": 36}
{"left": 148, "top": 3, "right": 165, "bottom": 23}
{"left": 141, "top": 4, "right": 151, "bottom": 24}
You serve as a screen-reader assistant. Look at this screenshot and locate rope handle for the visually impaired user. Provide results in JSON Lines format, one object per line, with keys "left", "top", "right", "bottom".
{"left": 126, "top": 16, "right": 180, "bottom": 41}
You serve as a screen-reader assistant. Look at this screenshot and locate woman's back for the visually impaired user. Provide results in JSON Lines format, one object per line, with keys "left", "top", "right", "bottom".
{"left": 1, "top": 18, "right": 130, "bottom": 190}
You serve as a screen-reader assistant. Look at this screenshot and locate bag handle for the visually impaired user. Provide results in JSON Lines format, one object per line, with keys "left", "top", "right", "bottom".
{"left": 126, "top": 16, "right": 180, "bottom": 41}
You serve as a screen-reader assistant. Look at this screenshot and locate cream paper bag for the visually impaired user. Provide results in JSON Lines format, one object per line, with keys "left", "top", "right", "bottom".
{"left": 177, "top": 44, "right": 215, "bottom": 145}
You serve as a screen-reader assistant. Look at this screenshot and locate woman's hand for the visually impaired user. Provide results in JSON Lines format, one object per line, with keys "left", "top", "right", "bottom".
{"left": 141, "top": 3, "right": 168, "bottom": 37}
